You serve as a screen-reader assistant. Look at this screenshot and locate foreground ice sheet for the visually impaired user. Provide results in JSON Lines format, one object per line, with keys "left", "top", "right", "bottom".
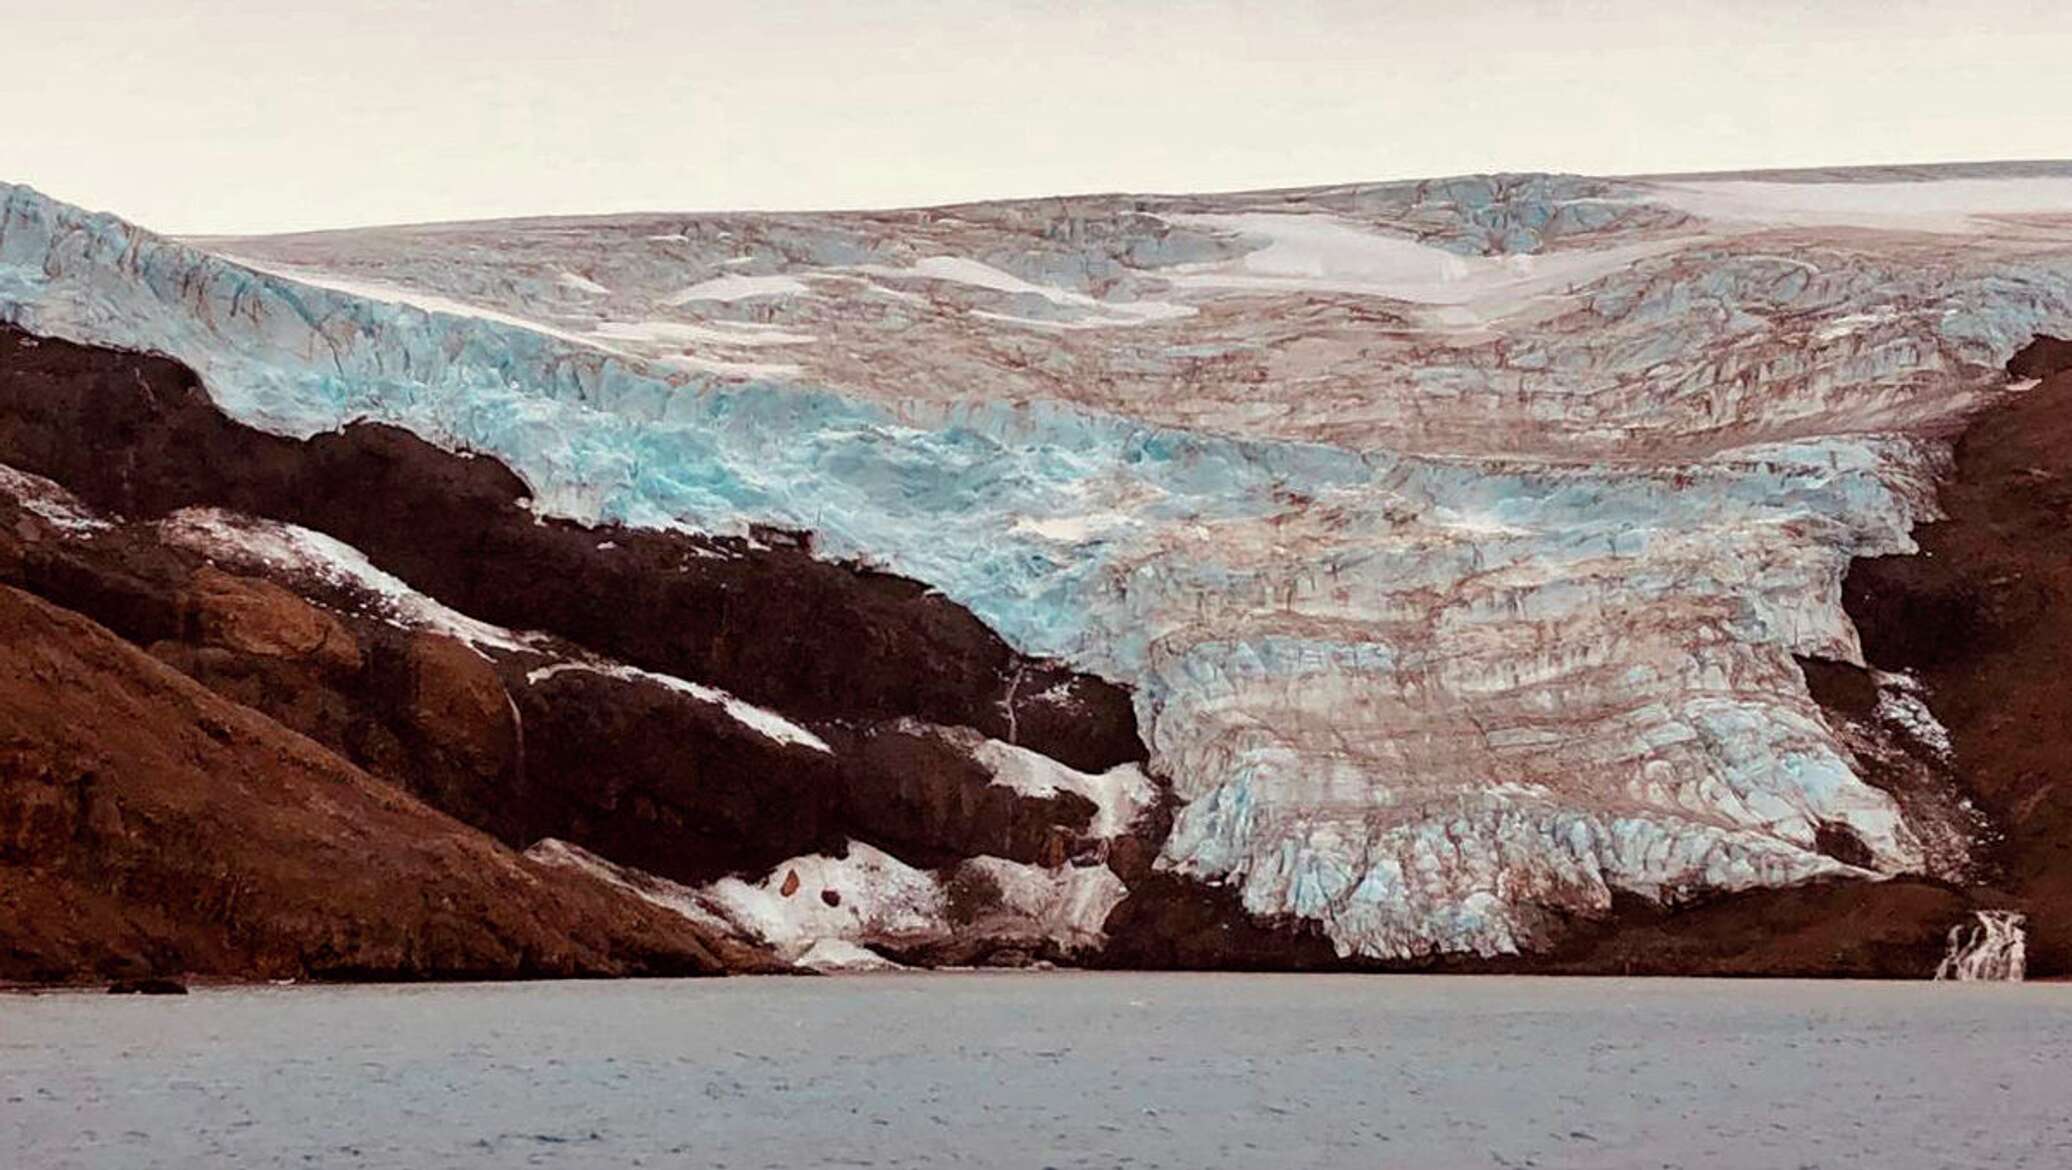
{"left": 7, "top": 166, "right": 2072, "bottom": 957}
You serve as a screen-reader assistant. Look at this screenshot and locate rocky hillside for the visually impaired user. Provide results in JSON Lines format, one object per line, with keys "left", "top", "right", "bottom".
{"left": 5, "top": 165, "right": 2072, "bottom": 979}
{"left": 0, "top": 577, "right": 760, "bottom": 984}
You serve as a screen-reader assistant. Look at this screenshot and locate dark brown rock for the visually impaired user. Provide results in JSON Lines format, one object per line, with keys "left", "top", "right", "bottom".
{"left": 1842, "top": 343, "right": 2072, "bottom": 975}
{"left": 1796, "top": 655, "right": 1879, "bottom": 720}
{"left": 106, "top": 977, "right": 188, "bottom": 995}
{"left": 824, "top": 721, "right": 1098, "bottom": 869}
{"left": 0, "top": 323, "right": 1142, "bottom": 774}
{"left": 402, "top": 632, "right": 517, "bottom": 778}
{"left": 1092, "top": 872, "right": 1345, "bottom": 971}
{"left": 501, "top": 663, "right": 841, "bottom": 882}
{"left": 184, "top": 566, "right": 361, "bottom": 673}
{"left": 0, "top": 583, "right": 751, "bottom": 984}
{"left": 2007, "top": 334, "right": 2072, "bottom": 381}
{"left": 1475, "top": 881, "right": 1976, "bottom": 978}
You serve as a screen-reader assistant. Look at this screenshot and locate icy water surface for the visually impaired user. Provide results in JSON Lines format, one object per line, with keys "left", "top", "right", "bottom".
{"left": 5, "top": 974, "right": 2070, "bottom": 1169}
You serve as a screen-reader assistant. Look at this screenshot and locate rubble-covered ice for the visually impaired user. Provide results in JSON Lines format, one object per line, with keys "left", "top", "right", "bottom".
{"left": 9, "top": 167, "right": 2072, "bottom": 958}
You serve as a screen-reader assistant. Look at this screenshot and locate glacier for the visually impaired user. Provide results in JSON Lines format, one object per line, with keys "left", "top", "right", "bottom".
{"left": 7, "top": 166, "right": 2072, "bottom": 959}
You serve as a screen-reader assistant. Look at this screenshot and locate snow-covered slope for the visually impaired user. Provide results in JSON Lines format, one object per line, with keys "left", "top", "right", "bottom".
{"left": 7, "top": 166, "right": 2072, "bottom": 959}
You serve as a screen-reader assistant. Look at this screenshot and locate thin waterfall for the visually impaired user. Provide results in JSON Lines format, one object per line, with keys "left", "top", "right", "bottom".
{"left": 1934, "top": 910, "right": 2027, "bottom": 982}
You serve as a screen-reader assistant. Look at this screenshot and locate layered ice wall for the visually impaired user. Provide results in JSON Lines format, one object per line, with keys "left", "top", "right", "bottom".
{"left": 7, "top": 168, "right": 2072, "bottom": 958}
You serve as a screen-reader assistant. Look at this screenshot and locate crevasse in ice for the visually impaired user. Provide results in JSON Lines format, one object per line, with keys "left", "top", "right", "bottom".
{"left": 8, "top": 168, "right": 2072, "bottom": 957}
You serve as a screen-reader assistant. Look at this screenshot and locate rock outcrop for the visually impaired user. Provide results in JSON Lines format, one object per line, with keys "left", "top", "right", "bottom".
{"left": 0, "top": 325, "right": 1153, "bottom": 980}
{"left": 1839, "top": 339, "right": 2072, "bottom": 975}
{"left": 0, "top": 583, "right": 754, "bottom": 984}
{"left": 7, "top": 166, "right": 2072, "bottom": 976}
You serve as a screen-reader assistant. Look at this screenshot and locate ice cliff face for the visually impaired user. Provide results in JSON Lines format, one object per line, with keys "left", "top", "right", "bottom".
{"left": 7, "top": 166, "right": 2072, "bottom": 959}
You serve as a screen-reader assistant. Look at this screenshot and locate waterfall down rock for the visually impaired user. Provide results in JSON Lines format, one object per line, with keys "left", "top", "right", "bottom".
{"left": 1934, "top": 911, "right": 2027, "bottom": 982}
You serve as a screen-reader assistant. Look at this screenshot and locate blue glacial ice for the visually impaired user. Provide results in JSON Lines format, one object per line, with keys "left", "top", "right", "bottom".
{"left": 7, "top": 171, "right": 2072, "bottom": 957}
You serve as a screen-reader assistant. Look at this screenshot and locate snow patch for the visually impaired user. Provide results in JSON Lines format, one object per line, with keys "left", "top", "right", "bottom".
{"left": 589, "top": 319, "right": 814, "bottom": 348}
{"left": 216, "top": 260, "right": 614, "bottom": 353}
{"left": 846, "top": 255, "right": 1193, "bottom": 326}
{"left": 1816, "top": 307, "right": 1903, "bottom": 342}
{"left": 697, "top": 841, "right": 1128, "bottom": 962}
{"left": 795, "top": 938, "right": 906, "bottom": 972}
{"left": 526, "top": 838, "right": 906, "bottom": 970}
{"left": 972, "top": 738, "right": 1156, "bottom": 838}
{"left": 658, "top": 354, "right": 806, "bottom": 380}
{"left": 524, "top": 661, "right": 831, "bottom": 754}
{"left": 1163, "top": 212, "right": 1680, "bottom": 319}
{"left": 663, "top": 272, "right": 812, "bottom": 303}
{"left": 701, "top": 841, "right": 948, "bottom": 960}
{"left": 157, "top": 508, "right": 537, "bottom": 653}
{"left": 0, "top": 462, "right": 113, "bottom": 534}
{"left": 1650, "top": 177, "right": 2072, "bottom": 233}
{"left": 956, "top": 856, "right": 1128, "bottom": 951}
{"left": 557, "top": 272, "right": 612, "bottom": 296}
{"left": 1010, "top": 512, "right": 1136, "bottom": 543}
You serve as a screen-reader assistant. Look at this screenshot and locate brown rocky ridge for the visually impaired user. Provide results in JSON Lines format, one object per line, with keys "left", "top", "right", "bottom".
{"left": 4, "top": 324, "right": 2070, "bottom": 980}
{"left": 0, "top": 582, "right": 762, "bottom": 984}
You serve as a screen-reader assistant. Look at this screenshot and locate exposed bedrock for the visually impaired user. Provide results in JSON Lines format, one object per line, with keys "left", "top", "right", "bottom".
{"left": 0, "top": 583, "right": 756, "bottom": 984}
{"left": 9, "top": 318, "right": 2071, "bottom": 977}
{"left": 0, "top": 316, "right": 2038, "bottom": 977}
{"left": 18, "top": 172, "right": 2072, "bottom": 969}
{"left": 0, "top": 325, "right": 1145, "bottom": 874}
{"left": 0, "top": 326, "right": 1184, "bottom": 974}
{"left": 508, "top": 677, "right": 1102, "bottom": 881}
{"left": 1838, "top": 337, "right": 2072, "bottom": 976}
{"left": 2006, "top": 334, "right": 2072, "bottom": 381}
{"left": 0, "top": 325, "right": 1141, "bottom": 774}
{"left": 0, "top": 499, "right": 1115, "bottom": 902}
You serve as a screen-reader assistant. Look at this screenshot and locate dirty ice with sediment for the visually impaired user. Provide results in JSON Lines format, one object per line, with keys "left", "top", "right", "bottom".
{"left": 6, "top": 165, "right": 2072, "bottom": 958}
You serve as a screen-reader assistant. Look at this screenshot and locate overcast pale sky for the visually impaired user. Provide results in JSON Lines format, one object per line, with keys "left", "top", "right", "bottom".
{"left": 6, "top": 0, "right": 2071, "bottom": 234}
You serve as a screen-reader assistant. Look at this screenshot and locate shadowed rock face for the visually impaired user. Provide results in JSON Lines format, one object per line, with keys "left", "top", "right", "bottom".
{"left": 1841, "top": 338, "right": 2072, "bottom": 976}
{"left": 0, "top": 324, "right": 1141, "bottom": 775}
{"left": 10, "top": 315, "right": 2072, "bottom": 979}
{"left": 0, "top": 325, "right": 1141, "bottom": 884}
{"left": 507, "top": 677, "right": 1106, "bottom": 881}
{"left": 15, "top": 171, "right": 2072, "bottom": 964}
{"left": 0, "top": 324, "right": 1183, "bottom": 979}
{"left": 2007, "top": 335, "right": 2072, "bottom": 381}
{"left": 1088, "top": 872, "right": 1344, "bottom": 972}
{"left": 0, "top": 321, "right": 1147, "bottom": 874}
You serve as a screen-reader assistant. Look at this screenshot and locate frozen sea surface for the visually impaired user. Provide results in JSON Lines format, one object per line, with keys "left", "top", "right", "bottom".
{"left": 4, "top": 974, "right": 2070, "bottom": 1170}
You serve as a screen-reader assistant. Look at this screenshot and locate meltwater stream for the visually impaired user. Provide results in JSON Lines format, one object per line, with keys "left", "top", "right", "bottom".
{"left": 5, "top": 975, "right": 2070, "bottom": 1170}
{"left": 1937, "top": 911, "right": 2030, "bottom": 982}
